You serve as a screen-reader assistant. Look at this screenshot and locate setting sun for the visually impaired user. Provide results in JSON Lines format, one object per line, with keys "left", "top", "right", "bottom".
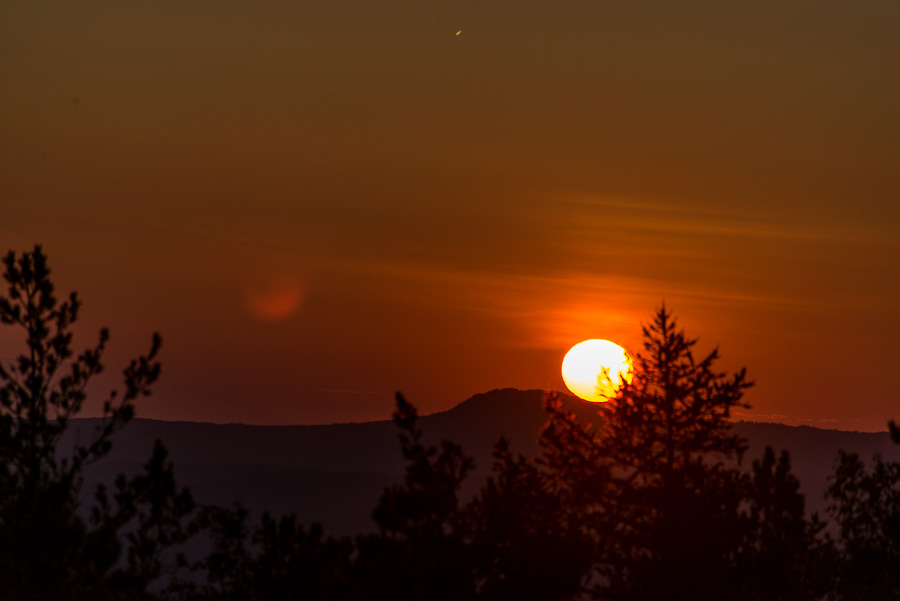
{"left": 561, "top": 339, "right": 633, "bottom": 402}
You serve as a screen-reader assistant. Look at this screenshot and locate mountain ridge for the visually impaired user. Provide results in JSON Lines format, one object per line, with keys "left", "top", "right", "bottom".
{"left": 68, "top": 388, "right": 899, "bottom": 535}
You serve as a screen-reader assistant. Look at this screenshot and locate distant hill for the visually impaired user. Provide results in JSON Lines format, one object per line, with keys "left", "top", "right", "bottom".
{"left": 68, "top": 388, "right": 900, "bottom": 536}
{"left": 732, "top": 420, "right": 900, "bottom": 517}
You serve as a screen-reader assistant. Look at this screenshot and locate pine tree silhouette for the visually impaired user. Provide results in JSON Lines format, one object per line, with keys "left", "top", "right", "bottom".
{"left": 354, "top": 392, "right": 476, "bottom": 601}
{"left": 0, "top": 246, "right": 195, "bottom": 600}
{"left": 826, "top": 451, "right": 900, "bottom": 600}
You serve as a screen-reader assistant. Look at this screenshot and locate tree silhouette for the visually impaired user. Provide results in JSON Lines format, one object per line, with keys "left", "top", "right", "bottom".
{"left": 354, "top": 392, "right": 476, "bottom": 601}
{"left": 177, "top": 506, "right": 354, "bottom": 601}
{"left": 737, "top": 447, "right": 831, "bottom": 600}
{"left": 535, "top": 305, "right": 833, "bottom": 601}
{"left": 0, "top": 246, "right": 194, "bottom": 600}
{"left": 539, "top": 306, "right": 753, "bottom": 599}
{"left": 825, "top": 451, "right": 900, "bottom": 600}
{"left": 465, "top": 436, "right": 594, "bottom": 600}
{"left": 347, "top": 392, "right": 597, "bottom": 601}
{"left": 600, "top": 304, "right": 751, "bottom": 477}
{"left": 534, "top": 393, "right": 616, "bottom": 594}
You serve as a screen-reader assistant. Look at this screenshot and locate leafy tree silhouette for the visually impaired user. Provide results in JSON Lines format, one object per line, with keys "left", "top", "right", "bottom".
{"left": 535, "top": 393, "right": 617, "bottom": 594}
{"left": 176, "top": 506, "right": 354, "bottom": 601}
{"left": 737, "top": 447, "right": 832, "bottom": 600}
{"left": 825, "top": 451, "right": 900, "bottom": 600}
{"left": 354, "top": 392, "right": 476, "bottom": 601}
{"left": 465, "top": 436, "right": 594, "bottom": 600}
{"left": 0, "top": 246, "right": 195, "bottom": 600}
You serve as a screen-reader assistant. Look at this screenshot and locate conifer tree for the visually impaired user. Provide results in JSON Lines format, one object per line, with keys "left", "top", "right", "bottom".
{"left": 0, "top": 246, "right": 194, "bottom": 600}
{"left": 537, "top": 305, "right": 833, "bottom": 601}
{"left": 177, "top": 506, "right": 354, "bottom": 601}
{"left": 825, "top": 451, "right": 900, "bottom": 600}
{"left": 596, "top": 305, "right": 752, "bottom": 599}
{"left": 354, "top": 393, "right": 475, "bottom": 601}
{"left": 466, "top": 436, "right": 594, "bottom": 600}
{"left": 737, "top": 447, "right": 831, "bottom": 600}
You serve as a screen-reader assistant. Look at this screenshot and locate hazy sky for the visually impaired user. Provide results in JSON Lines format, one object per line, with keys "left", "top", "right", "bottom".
{"left": 2, "top": 0, "right": 898, "bottom": 429}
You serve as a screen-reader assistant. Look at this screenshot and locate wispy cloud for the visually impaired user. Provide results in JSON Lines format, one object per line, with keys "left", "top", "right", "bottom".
{"left": 319, "top": 388, "right": 385, "bottom": 396}
{"left": 560, "top": 196, "right": 900, "bottom": 246}
{"left": 734, "top": 412, "right": 847, "bottom": 429}
{"left": 310, "top": 255, "right": 803, "bottom": 350}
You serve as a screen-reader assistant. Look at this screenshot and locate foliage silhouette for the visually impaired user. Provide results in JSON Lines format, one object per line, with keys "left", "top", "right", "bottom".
{"left": 466, "top": 436, "right": 594, "bottom": 600}
{"left": 354, "top": 392, "right": 476, "bottom": 600}
{"left": 737, "top": 447, "right": 831, "bottom": 600}
{"left": 180, "top": 393, "right": 477, "bottom": 601}
{"left": 0, "top": 246, "right": 195, "bottom": 600}
{"left": 825, "top": 451, "right": 900, "bottom": 600}
{"left": 354, "top": 393, "right": 594, "bottom": 600}
{"left": 535, "top": 307, "right": 740, "bottom": 598}
{"left": 176, "top": 506, "right": 354, "bottom": 601}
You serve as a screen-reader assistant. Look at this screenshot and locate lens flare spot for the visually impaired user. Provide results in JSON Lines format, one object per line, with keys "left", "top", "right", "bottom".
{"left": 246, "top": 277, "right": 306, "bottom": 323}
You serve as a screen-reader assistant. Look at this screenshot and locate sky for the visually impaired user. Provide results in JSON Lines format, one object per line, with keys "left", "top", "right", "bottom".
{"left": 2, "top": 0, "right": 898, "bottom": 430}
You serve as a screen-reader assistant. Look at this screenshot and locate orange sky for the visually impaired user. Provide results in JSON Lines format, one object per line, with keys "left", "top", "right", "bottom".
{"left": 2, "top": 1, "right": 898, "bottom": 429}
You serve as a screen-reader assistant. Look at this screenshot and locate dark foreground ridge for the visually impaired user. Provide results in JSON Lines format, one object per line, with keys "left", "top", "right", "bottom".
{"left": 69, "top": 388, "right": 900, "bottom": 535}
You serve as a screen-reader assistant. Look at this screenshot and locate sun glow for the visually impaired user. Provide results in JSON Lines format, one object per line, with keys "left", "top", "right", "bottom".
{"left": 561, "top": 339, "right": 633, "bottom": 402}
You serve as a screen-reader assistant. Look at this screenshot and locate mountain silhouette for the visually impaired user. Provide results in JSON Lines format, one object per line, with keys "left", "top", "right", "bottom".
{"left": 67, "top": 388, "right": 900, "bottom": 535}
